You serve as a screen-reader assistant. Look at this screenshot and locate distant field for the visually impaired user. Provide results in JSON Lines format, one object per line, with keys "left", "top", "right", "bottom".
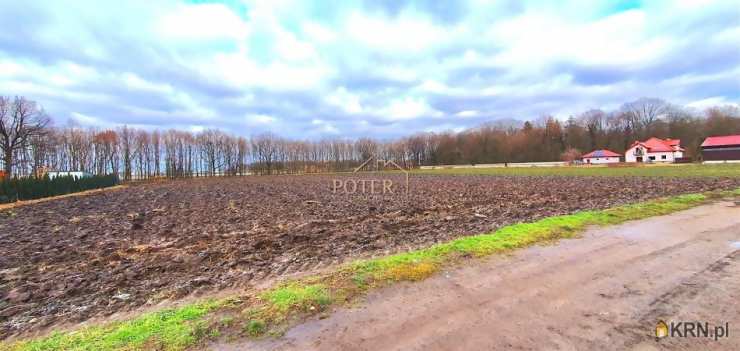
{"left": 414, "top": 163, "right": 740, "bottom": 177}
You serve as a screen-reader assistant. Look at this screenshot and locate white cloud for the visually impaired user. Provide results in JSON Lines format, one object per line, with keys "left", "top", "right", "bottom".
{"left": 0, "top": 0, "right": 737, "bottom": 138}
{"left": 379, "top": 97, "right": 443, "bottom": 120}
{"left": 69, "top": 112, "right": 113, "bottom": 127}
{"left": 248, "top": 114, "right": 277, "bottom": 124}
{"left": 302, "top": 21, "right": 337, "bottom": 44}
{"left": 156, "top": 3, "right": 249, "bottom": 41}
{"left": 0, "top": 61, "right": 26, "bottom": 76}
{"left": 687, "top": 97, "right": 739, "bottom": 109}
{"left": 488, "top": 10, "right": 673, "bottom": 70}
{"left": 121, "top": 73, "right": 173, "bottom": 94}
{"left": 345, "top": 12, "right": 449, "bottom": 53}
{"left": 207, "top": 51, "right": 330, "bottom": 90}
{"left": 311, "top": 119, "right": 339, "bottom": 134}
{"left": 0, "top": 59, "right": 99, "bottom": 88}
{"left": 275, "top": 34, "right": 318, "bottom": 62}
{"left": 326, "top": 87, "right": 363, "bottom": 114}
{"left": 455, "top": 110, "right": 479, "bottom": 117}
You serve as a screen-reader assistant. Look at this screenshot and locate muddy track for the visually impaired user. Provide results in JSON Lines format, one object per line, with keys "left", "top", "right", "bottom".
{"left": 1, "top": 174, "right": 739, "bottom": 338}
{"left": 229, "top": 200, "right": 740, "bottom": 351}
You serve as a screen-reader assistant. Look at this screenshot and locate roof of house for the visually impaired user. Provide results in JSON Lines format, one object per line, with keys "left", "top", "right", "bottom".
{"left": 582, "top": 149, "right": 621, "bottom": 158}
{"left": 630, "top": 137, "right": 684, "bottom": 153}
{"left": 701, "top": 135, "right": 740, "bottom": 147}
{"left": 664, "top": 138, "right": 681, "bottom": 147}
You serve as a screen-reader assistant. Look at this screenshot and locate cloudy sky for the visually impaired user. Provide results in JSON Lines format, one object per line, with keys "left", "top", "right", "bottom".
{"left": 0, "top": 0, "right": 738, "bottom": 138}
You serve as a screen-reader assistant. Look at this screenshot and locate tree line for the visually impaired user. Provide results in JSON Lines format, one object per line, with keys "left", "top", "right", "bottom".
{"left": 1, "top": 95, "right": 739, "bottom": 179}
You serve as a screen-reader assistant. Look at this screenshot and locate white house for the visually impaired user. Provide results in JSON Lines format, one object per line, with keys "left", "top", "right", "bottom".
{"left": 625, "top": 137, "right": 684, "bottom": 163}
{"left": 582, "top": 149, "right": 621, "bottom": 164}
{"left": 47, "top": 171, "right": 93, "bottom": 179}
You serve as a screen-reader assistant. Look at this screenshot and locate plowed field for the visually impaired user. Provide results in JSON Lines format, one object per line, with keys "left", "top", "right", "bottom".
{"left": 1, "top": 174, "right": 739, "bottom": 337}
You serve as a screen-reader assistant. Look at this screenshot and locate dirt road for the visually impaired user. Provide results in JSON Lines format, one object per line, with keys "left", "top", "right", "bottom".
{"left": 218, "top": 200, "right": 740, "bottom": 351}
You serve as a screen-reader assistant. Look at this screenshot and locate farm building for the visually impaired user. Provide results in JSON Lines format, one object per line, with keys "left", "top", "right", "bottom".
{"left": 582, "top": 149, "right": 621, "bottom": 164}
{"left": 46, "top": 171, "right": 93, "bottom": 179}
{"left": 625, "top": 137, "right": 684, "bottom": 163}
{"left": 701, "top": 135, "right": 740, "bottom": 162}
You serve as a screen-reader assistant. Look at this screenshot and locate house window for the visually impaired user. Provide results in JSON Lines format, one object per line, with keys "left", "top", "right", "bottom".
{"left": 661, "top": 155, "right": 667, "bottom": 160}
{"left": 649, "top": 156, "right": 656, "bottom": 161}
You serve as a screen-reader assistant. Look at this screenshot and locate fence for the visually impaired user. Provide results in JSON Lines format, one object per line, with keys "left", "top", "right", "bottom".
{"left": 419, "top": 161, "right": 568, "bottom": 170}
{"left": 0, "top": 174, "right": 119, "bottom": 204}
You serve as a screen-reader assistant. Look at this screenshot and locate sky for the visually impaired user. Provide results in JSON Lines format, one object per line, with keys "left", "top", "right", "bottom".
{"left": 0, "top": 0, "right": 739, "bottom": 139}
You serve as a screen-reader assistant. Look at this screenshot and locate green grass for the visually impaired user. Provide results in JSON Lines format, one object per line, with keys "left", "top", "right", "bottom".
{"left": 4, "top": 188, "right": 739, "bottom": 351}
{"left": 261, "top": 283, "right": 332, "bottom": 313}
{"left": 243, "top": 320, "right": 266, "bottom": 337}
{"left": 6, "top": 300, "right": 225, "bottom": 351}
{"left": 414, "top": 163, "right": 740, "bottom": 177}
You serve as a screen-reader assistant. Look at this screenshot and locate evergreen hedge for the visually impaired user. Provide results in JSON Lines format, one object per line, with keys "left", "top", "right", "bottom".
{"left": 0, "top": 174, "right": 119, "bottom": 204}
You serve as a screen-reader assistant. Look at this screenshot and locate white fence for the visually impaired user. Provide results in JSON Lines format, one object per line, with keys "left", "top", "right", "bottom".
{"left": 419, "top": 161, "right": 567, "bottom": 170}
{"left": 703, "top": 160, "right": 740, "bottom": 164}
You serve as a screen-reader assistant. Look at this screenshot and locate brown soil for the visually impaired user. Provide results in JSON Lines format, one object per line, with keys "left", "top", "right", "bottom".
{"left": 1, "top": 174, "right": 739, "bottom": 338}
{"left": 227, "top": 200, "right": 740, "bottom": 351}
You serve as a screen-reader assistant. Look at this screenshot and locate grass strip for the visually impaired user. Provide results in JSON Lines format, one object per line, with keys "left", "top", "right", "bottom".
{"left": 4, "top": 188, "right": 739, "bottom": 351}
{"left": 6, "top": 300, "right": 226, "bottom": 351}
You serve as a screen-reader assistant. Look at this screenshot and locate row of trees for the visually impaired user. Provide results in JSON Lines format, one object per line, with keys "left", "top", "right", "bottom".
{"left": 443, "top": 101, "right": 740, "bottom": 165}
{"left": 1, "top": 96, "right": 739, "bottom": 179}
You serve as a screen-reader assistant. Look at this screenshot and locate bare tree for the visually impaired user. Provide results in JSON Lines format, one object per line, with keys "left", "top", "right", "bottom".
{"left": 134, "top": 129, "right": 151, "bottom": 179}
{"left": 354, "top": 138, "right": 377, "bottom": 160}
{"left": 621, "top": 98, "right": 668, "bottom": 137}
{"left": 579, "top": 109, "right": 605, "bottom": 150}
{"left": 251, "top": 132, "right": 279, "bottom": 175}
{"left": 151, "top": 130, "right": 161, "bottom": 177}
{"left": 0, "top": 96, "right": 51, "bottom": 177}
{"left": 406, "top": 134, "right": 426, "bottom": 167}
{"left": 93, "top": 130, "right": 118, "bottom": 175}
{"left": 119, "top": 126, "right": 133, "bottom": 180}
{"left": 236, "top": 137, "right": 249, "bottom": 175}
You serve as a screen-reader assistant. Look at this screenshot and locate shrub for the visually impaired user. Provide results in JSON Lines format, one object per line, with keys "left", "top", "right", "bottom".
{"left": 244, "top": 320, "right": 266, "bottom": 337}
{"left": 0, "top": 174, "right": 118, "bottom": 204}
{"left": 560, "top": 147, "right": 582, "bottom": 163}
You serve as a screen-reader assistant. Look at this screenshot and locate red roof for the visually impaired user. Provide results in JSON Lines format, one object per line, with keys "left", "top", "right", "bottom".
{"left": 701, "top": 135, "right": 740, "bottom": 147}
{"left": 582, "top": 149, "right": 621, "bottom": 158}
{"left": 664, "top": 138, "right": 681, "bottom": 147}
{"left": 630, "top": 137, "right": 683, "bottom": 152}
